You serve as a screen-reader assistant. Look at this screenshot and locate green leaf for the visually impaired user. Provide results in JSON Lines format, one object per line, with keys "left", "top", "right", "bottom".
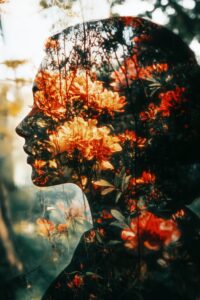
{"left": 110, "top": 221, "right": 126, "bottom": 229}
{"left": 111, "top": 209, "right": 125, "bottom": 223}
{"left": 186, "top": 197, "right": 200, "bottom": 218}
{"left": 101, "top": 187, "right": 115, "bottom": 196}
{"left": 93, "top": 179, "right": 114, "bottom": 188}
{"left": 121, "top": 175, "right": 131, "bottom": 192}
{"left": 95, "top": 231, "right": 103, "bottom": 244}
{"left": 107, "top": 240, "right": 122, "bottom": 246}
{"left": 115, "top": 191, "right": 122, "bottom": 203}
{"left": 86, "top": 272, "right": 103, "bottom": 279}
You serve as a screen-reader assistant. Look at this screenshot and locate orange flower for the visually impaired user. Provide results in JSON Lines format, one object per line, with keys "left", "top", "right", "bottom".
{"left": 118, "top": 130, "right": 147, "bottom": 148}
{"left": 111, "top": 56, "right": 138, "bottom": 89}
{"left": 111, "top": 54, "right": 168, "bottom": 90}
{"left": 68, "top": 71, "right": 126, "bottom": 115}
{"left": 121, "top": 211, "right": 180, "bottom": 251}
{"left": 127, "top": 199, "right": 137, "bottom": 212}
{"left": 57, "top": 223, "right": 68, "bottom": 233}
{"left": 139, "top": 103, "right": 159, "bottom": 121}
{"left": 48, "top": 117, "right": 122, "bottom": 163}
{"left": 129, "top": 171, "right": 156, "bottom": 186}
{"left": 32, "top": 159, "right": 46, "bottom": 175}
{"left": 139, "top": 63, "right": 168, "bottom": 80}
{"left": 121, "top": 227, "right": 137, "bottom": 249}
{"left": 172, "top": 209, "right": 185, "bottom": 220}
{"left": 36, "top": 218, "right": 55, "bottom": 237}
{"left": 118, "top": 130, "right": 136, "bottom": 143}
{"left": 85, "top": 230, "right": 96, "bottom": 243}
{"left": 99, "top": 160, "right": 114, "bottom": 170}
{"left": 34, "top": 70, "right": 67, "bottom": 120}
{"left": 140, "top": 87, "right": 186, "bottom": 121}
{"left": 34, "top": 70, "right": 126, "bottom": 119}
{"left": 158, "top": 86, "right": 186, "bottom": 117}
{"left": 45, "top": 37, "right": 60, "bottom": 50}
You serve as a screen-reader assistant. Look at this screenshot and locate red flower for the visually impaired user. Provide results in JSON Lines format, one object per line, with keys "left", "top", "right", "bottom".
{"left": 101, "top": 209, "right": 113, "bottom": 219}
{"left": 129, "top": 171, "right": 156, "bottom": 186}
{"left": 121, "top": 211, "right": 180, "bottom": 251}
{"left": 111, "top": 54, "right": 168, "bottom": 91}
{"left": 67, "top": 274, "right": 84, "bottom": 289}
{"left": 85, "top": 230, "right": 96, "bottom": 243}
{"left": 158, "top": 86, "right": 186, "bottom": 117}
{"left": 118, "top": 130, "right": 136, "bottom": 143}
{"left": 140, "top": 87, "right": 186, "bottom": 121}
{"left": 118, "top": 130, "right": 147, "bottom": 148}
{"left": 139, "top": 103, "right": 159, "bottom": 121}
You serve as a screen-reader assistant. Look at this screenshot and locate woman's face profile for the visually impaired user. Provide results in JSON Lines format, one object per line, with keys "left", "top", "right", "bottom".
{"left": 15, "top": 67, "right": 126, "bottom": 187}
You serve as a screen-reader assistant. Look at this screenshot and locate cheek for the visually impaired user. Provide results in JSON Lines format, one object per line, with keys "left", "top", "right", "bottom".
{"left": 31, "top": 156, "right": 74, "bottom": 187}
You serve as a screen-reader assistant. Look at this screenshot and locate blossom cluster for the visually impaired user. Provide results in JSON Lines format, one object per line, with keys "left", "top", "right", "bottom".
{"left": 140, "top": 86, "right": 186, "bottom": 121}
{"left": 47, "top": 117, "right": 122, "bottom": 168}
{"left": 34, "top": 70, "right": 126, "bottom": 120}
{"left": 121, "top": 211, "right": 180, "bottom": 251}
{"left": 111, "top": 54, "right": 168, "bottom": 90}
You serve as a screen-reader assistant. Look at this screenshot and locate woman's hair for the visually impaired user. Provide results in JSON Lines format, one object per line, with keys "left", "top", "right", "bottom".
{"left": 32, "top": 17, "right": 200, "bottom": 212}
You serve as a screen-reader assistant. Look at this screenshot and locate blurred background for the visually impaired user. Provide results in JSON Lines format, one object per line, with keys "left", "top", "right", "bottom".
{"left": 0, "top": 0, "right": 200, "bottom": 299}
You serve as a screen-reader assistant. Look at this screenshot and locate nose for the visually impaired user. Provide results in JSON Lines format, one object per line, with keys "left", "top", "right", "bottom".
{"left": 15, "top": 119, "right": 31, "bottom": 138}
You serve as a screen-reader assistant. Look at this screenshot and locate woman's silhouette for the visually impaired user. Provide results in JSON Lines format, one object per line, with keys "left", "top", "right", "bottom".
{"left": 16, "top": 17, "right": 200, "bottom": 300}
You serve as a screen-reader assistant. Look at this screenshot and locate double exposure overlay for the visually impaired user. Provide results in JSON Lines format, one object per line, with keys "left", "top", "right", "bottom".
{"left": 16, "top": 17, "right": 200, "bottom": 299}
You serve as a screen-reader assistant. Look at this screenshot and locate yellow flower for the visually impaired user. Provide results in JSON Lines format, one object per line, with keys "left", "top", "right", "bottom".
{"left": 34, "top": 70, "right": 126, "bottom": 119}
{"left": 48, "top": 117, "right": 122, "bottom": 162}
{"left": 36, "top": 218, "right": 55, "bottom": 237}
{"left": 34, "top": 70, "right": 67, "bottom": 120}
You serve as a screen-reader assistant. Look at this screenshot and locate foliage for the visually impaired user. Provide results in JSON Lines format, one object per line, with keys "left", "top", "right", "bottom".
{"left": 39, "top": 0, "right": 126, "bottom": 16}
{"left": 140, "top": 0, "right": 200, "bottom": 43}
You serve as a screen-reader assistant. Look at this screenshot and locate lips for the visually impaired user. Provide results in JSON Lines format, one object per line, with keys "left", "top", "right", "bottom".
{"left": 23, "top": 144, "right": 36, "bottom": 165}
{"left": 23, "top": 144, "right": 34, "bottom": 156}
{"left": 23, "top": 136, "right": 57, "bottom": 165}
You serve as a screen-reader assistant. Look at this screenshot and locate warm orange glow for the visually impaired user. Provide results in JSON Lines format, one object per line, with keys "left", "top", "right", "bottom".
{"left": 67, "top": 274, "right": 84, "bottom": 289}
{"left": 34, "top": 70, "right": 67, "bottom": 120}
{"left": 111, "top": 54, "right": 168, "bottom": 90}
{"left": 158, "top": 86, "right": 186, "bottom": 117}
{"left": 34, "top": 70, "right": 126, "bottom": 120}
{"left": 45, "top": 37, "right": 60, "bottom": 50}
{"left": 140, "top": 87, "right": 186, "bottom": 121}
{"left": 118, "top": 130, "right": 147, "bottom": 148}
{"left": 85, "top": 230, "right": 96, "bottom": 243}
{"left": 121, "top": 211, "right": 180, "bottom": 250}
{"left": 172, "top": 209, "right": 185, "bottom": 220}
{"left": 118, "top": 130, "right": 136, "bottom": 143}
{"left": 36, "top": 218, "right": 55, "bottom": 237}
{"left": 48, "top": 117, "right": 122, "bottom": 164}
{"left": 57, "top": 223, "right": 68, "bottom": 233}
{"left": 129, "top": 171, "right": 156, "bottom": 186}
{"left": 32, "top": 159, "right": 46, "bottom": 175}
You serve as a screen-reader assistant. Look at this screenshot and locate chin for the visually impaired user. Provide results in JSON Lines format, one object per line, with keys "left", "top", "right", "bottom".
{"left": 31, "top": 167, "right": 73, "bottom": 187}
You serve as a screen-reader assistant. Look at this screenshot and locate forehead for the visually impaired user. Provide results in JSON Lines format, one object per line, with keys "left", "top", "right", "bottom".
{"left": 41, "top": 17, "right": 139, "bottom": 75}
{"left": 32, "top": 17, "right": 195, "bottom": 126}
{"left": 40, "top": 17, "right": 195, "bottom": 73}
